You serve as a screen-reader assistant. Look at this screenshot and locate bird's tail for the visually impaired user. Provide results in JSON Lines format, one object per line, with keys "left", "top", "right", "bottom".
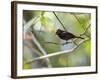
{"left": 76, "top": 36, "right": 84, "bottom": 39}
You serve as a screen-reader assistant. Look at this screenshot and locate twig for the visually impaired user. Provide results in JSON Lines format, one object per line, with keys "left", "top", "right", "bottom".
{"left": 44, "top": 41, "right": 71, "bottom": 45}
{"left": 24, "top": 12, "right": 52, "bottom": 67}
{"left": 71, "top": 13, "right": 85, "bottom": 30}
{"left": 29, "top": 32, "right": 52, "bottom": 67}
{"left": 24, "top": 41, "right": 43, "bottom": 57}
{"left": 72, "top": 39, "right": 78, "bottom": 46}
{"left": 24, "top": 16, "right": 40, "bottom": 35}
{"left": 71, "top": 13, "right": 91, "bottom": 38}
{"left": 53, "top": 12, "right": 67, "bottom": 31}
{"left": 80, "top": 22, "right": 91, "bottom": 36}
{"left": 25, "top": 39, "right": 89, "bottom": 64}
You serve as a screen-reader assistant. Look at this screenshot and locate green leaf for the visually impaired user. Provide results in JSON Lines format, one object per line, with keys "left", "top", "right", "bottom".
{"left": 84, "top": 40, "right": 91, "bottom": 56}
{"left": 23, "top": 63, "right": 31, "bottom": 69}
{"left": 40, "top": 16, "right": 46, "bottom": 27}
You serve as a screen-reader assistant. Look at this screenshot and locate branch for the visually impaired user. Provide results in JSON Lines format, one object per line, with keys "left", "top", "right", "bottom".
{"left": 24, "top": 16, "right": 39, "bottom": 34}
{"left": 71, "top": 13, "right": 85, "bottom": 30}
{"left": 28, "top": 32, "right": 52, "bottom": 67}
{"left": 71, "top": 13, "right": 91, "bottom": 38}
{"left": 53, "top": 12, "right": 67, "bottom": 31}
{"left": 80, "top": 22, "right": 91, "bottom": 36}
{"left": 24, "top": 16, "right": 52, "bottom": 67}
{"left": 25, "top": 39, "right": 89, "bottom": 64}
{"left": 24, "top": 41, "right": 43, "bottom": 57}
{"left": 43, "top": 41, "right": 71, "bottom": 45}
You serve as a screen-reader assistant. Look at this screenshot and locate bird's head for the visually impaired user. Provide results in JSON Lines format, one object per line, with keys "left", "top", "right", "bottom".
{"left": 56, "top": 29, "right": 63, "bottom": 35}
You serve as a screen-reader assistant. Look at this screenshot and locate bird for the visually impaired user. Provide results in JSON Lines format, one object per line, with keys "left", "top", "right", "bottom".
{"left": 56, "top": 29, "right": 84, "bottom": 41}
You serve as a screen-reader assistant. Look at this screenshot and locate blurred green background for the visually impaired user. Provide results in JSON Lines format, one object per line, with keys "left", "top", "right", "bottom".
{"left": 23, "top": 10, "right": 91, "bottom": 69}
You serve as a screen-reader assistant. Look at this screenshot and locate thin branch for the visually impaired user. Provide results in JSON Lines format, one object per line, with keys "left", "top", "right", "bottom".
{"left": 53, "top": 11, "right": 67, "bottom": 31}
{"left": 80, "top": 22, "right": 91, "bottom": 36}
{"left": 71, "top": 13, "right": 85, "bottom": 30}
{"left": 71, "top": 13, "right": 91, "bottom": 38}
{"left": 29, "top": 32, "right": 52, "bottom": 67}
{"left": 72, "top": 39, "right": 78, "bottom": 46}
{"left": 24, "top": 18, "right": 52, "bottom": 67}
{"left": 24, "top": 16, "right": 40, "bottom": 34}
{"left": 25, "top": 39, "right": 89, "bottom": 64}
{"left": 24, "top": 41, "right": 43, "bottom": 57}
{"left": 44, "top": 42, "right": 60, "bottom": 45}
{"left": 44, "top": 41, "right": 71, "bottom": 45}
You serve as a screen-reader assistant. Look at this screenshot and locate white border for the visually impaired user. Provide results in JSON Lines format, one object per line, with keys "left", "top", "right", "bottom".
{"left": 17, "top": 3, "right": 96, "bottom": 76}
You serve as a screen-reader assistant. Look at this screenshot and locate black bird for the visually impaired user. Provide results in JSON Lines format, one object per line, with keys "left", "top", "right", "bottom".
{"left": 56, "top": 29, "right": 84, "bottom": 41}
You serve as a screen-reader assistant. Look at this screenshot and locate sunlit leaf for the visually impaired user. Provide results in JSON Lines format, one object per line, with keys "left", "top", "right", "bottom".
{"left": 83, "top": 40, "right": 91, "bottom": 56}
{"left": 23, "top": 63, "right": 31, "bottom": 69}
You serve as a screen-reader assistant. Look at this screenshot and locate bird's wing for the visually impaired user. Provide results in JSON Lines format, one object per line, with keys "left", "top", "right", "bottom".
{"left": 61, "top": 32, "right": 67, "bottom": 37}
{"left": 62, "top": 32, "right": 76, "bottom": 39}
